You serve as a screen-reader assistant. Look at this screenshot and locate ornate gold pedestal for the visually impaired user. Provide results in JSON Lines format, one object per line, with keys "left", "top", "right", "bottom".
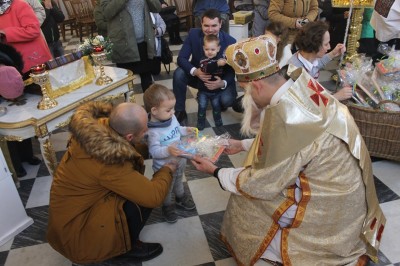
{"left": 92, "top": 50, "right": 113, "bottom": 86}
{"left": 346, "top": 8, "right": 365, "bottom": 60}
{"left": 331, "top": 0, "right": 374, "bottom": 84}
{"left": 30, "top": 69, "right": 58, "bottom": 110}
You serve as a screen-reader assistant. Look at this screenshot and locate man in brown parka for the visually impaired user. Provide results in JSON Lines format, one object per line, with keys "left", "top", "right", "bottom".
{"left": 47, "top": 101, "right": 177, "bottom": 264}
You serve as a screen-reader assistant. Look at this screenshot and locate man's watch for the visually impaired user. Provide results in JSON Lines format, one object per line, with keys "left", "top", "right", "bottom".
{"left": 213, "top": 167, "right": 221, "bottom": 178}
{"left": 213, "top": 168, "right": 225, "bottom": 190}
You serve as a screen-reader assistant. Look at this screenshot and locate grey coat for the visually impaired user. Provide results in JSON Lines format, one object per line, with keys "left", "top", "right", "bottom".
{"left": 100, "top": 0, "right": 161, "bottom": 64}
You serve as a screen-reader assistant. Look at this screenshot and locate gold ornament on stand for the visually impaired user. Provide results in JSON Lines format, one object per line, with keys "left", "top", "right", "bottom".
{"left": 91, "top": 46, "right": 113, "bottom": 86}
{"left": 332, "top": 0, "right": 374, "bottom": 62}
{"left": 30, "top": 64, "right": 58, "bottom": 110}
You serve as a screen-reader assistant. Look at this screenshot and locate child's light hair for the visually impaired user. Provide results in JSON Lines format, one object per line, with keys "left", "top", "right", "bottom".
{"left": 203, "top": 34, "right": 220, "bottom": 46}
{"left": 143, "top": 84, "right": 175, "bottom": 113}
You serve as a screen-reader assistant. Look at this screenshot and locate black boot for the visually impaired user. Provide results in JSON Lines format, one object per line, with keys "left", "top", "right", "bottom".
{"left": 173, "top": 30, "right": 183, "bottom": 44}
{"left": 117, "top": 240, "right": 163, "bottom": 261}
{"left": 232, "top": 95, "right": 244, "bottom": 113}
{"left": 167, "top": 28, "right": 175, "bottom": 44}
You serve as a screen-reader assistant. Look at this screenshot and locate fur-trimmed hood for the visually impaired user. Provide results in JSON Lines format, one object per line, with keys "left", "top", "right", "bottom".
{"left": 0, "top": 43, "right": 24, "bottom": 73}
{"left": 69, "top": 101, "right": 143, "bottom": 165}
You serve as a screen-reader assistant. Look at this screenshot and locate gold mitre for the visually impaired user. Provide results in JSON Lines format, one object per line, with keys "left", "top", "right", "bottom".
{"left": 225, "top": 34, "right": 279, "bottom": 82}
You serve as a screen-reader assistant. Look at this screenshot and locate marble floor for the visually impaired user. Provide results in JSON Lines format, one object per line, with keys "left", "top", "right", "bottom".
{"left": 1, "top": 30, "right": 400, "bottom": 266}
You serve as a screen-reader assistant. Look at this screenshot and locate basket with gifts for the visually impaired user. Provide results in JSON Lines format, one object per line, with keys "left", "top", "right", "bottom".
{"left": 338, "top": 53, "right": 400, "bottom": 161}
{"left": 177, "top": 132, "right": 230, "bottom": 163}
{"left": 375, "top": 45, "right": 400, "bottom": 83}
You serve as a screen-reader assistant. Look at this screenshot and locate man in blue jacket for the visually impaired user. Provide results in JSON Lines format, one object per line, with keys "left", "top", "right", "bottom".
{"left": 173, "top": 9, "right": 238, "bottom": 124}
{"left": 193, "top": 0, "right": 231, "bottom": 33}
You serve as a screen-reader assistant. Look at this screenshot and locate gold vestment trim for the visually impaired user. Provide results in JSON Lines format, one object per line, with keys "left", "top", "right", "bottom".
{"left": 221, "top": 234, "right": 245, "bottom": 266}
{"left": 281, "top": 228, "right": 292, "bottom": 266}
{"left": 291, "top": 173, "right": 311, "bottom": 228}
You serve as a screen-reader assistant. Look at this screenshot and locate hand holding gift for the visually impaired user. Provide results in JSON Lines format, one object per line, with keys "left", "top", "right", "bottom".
{"left": 178, "top": 132, "right": 230, "bottom": 163}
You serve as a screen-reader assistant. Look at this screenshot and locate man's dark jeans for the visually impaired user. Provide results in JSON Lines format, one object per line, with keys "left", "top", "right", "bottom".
{"left": 123, "top": 201, "right": 152, "bottom": 245}
{"left": 173, "top": 67, "right": 237, "bottom": 112}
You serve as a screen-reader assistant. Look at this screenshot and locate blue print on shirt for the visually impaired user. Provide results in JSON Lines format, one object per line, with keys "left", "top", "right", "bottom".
{"left": 159, "top": 126, "right": 180, "bottom": 146}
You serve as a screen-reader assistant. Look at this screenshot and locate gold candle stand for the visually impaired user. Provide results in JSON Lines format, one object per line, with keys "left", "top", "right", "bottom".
{"left": 30, "top": 66, "right": 58, "bottom": 110}
{"left": 92, "top": 49, "right": 113, "bottom": 86}
{"left": 332, "top": 0, "right": 374, "bottom": 61}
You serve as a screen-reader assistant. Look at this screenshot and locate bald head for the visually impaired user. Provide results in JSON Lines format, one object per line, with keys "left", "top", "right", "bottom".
{"left": 109, "top": 102, "right": 148, "bottom": 137}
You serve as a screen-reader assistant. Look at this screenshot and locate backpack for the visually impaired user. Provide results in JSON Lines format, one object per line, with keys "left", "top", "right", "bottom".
{"left": 160, "top": 36, "right": 173, "bottom": 65}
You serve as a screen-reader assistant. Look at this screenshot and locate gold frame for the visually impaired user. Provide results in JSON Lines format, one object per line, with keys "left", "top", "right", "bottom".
{"left": 46, "top": 56, "right": 96, "bottom": 99}
{"left": 25, "top": 56, "right": 96, "bottom": 99}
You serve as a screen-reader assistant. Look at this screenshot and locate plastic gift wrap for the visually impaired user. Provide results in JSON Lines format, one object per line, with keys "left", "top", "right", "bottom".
{"left": 177, "top": 132, "right": 230, "bottom": 163}
{"left": 375, "top": 48, "right": 400, "bottom": 82}
{"left": 338, "top": 54, "right": 400, "bottom": 111}
{"left": 339, "top": 54, "right": 377, "bottom": 106}
{"left": 373, "top": 49, "right": 400, "bottom": 111}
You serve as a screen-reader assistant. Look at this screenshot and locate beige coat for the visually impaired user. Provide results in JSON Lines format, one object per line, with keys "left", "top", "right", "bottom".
{"left": 47, "top": 102, "right": 173, "bottom": 264}
{"left": 268, "top": 0, "right": 319, "bottom": 43}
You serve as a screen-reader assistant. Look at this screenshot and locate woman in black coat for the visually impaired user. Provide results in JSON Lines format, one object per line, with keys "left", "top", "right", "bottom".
{"left": 159, "top": 0, "right": 183, "bottom": 44}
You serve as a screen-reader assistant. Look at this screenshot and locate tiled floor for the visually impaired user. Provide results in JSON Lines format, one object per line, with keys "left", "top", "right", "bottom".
{"left": 1, "top": 31, "right": 400, "bottom": 266}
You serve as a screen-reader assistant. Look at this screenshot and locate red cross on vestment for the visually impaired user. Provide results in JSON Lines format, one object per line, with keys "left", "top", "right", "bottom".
{"left": 308, "top": 79, "right": 328, "bottom": 107}
{"left": 257, "top": 137, "right": 264, "bottom": 157}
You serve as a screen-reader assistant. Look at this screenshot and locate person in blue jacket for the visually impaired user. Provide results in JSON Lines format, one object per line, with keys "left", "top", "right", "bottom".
{"left": 172, "top": 8, "right": 238, "bottom": 124}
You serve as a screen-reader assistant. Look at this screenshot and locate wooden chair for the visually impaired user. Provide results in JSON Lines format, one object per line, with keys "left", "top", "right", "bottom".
{"left": 68, "top": 0, "right": 97, "bottom": 42}
{"left": 59, "top": 18, "right": 76, "bottom": 42}
{"left": 59, "top": 0, "right": 78, "bottom": 41}
{"left": 173, "top": 0, "right": 194, "bottom": 31}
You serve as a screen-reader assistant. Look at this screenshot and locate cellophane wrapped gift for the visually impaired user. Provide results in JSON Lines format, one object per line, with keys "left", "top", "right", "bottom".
{"left": 375, "top": 49, "right": 400, "bottom": 101}
{"left": 178, "top": 132, "right": 230, "bottom": 163}
{"left": 339, "top": 53, "right": 400, "bottom": 111}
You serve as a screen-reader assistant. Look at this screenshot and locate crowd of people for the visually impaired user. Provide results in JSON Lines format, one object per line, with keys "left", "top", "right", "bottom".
{"left": 2, "top": 0, "right": 399, "bottom": 265}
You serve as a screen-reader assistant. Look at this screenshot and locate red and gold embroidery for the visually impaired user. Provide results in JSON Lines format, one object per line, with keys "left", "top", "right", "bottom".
{"left": 370, "top": 218, "right": 377, "bottom": 230}
{"left": 308, "top": 79, "right": 328, "bottom": 107}
{"left": 257, "top": 137, "right": 264, "bottom": 158}
{"left": 377, "top": 224, "right": 384, "bottom": 242}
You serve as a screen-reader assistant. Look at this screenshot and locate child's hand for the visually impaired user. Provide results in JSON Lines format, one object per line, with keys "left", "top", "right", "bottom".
{"left": 186, "top": 127, "right": 198, "bottom": 134}
{"left": 217, "top": 58, "right": 226, "bottom": 67}
{"left": 168, "top": 145, "right": 183, "bottom": 157}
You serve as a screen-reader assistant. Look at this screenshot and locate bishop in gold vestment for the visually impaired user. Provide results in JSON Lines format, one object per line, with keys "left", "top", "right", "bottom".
{"left": 191, "top": 35, "right": 385, "bottom": 266}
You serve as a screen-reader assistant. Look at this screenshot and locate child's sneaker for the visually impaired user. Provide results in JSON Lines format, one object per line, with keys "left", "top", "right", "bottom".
{"left": 213, "top": 111, "right": 223, "bottom": 127}
{"left": 197, "top": 117, "right": 206, "bottom": 130}
{"left": 214, "top": 119, "right": 223, "bottom": 127}
{"left": 162, "top": 205, "right": 177, "bottom": 223}
{"left": 176, "top": 194, "right": 196, "bottom": 210}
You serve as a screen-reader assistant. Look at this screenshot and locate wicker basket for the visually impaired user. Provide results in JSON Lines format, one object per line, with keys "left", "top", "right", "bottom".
{"left": 347, "top": 101, "right": 400, "bottom": 161}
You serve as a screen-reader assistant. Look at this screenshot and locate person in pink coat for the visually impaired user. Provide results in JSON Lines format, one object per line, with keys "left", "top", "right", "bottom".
{"left": 0, "top": 0, "right": 52, "bottom": 75}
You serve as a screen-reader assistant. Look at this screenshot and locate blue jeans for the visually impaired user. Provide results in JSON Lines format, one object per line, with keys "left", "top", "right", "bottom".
{"left": 198, "top": 90, "right": 222, "bottom": 126}
{"left": 172, "top": 67, "right": 237, "bottom": 112}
